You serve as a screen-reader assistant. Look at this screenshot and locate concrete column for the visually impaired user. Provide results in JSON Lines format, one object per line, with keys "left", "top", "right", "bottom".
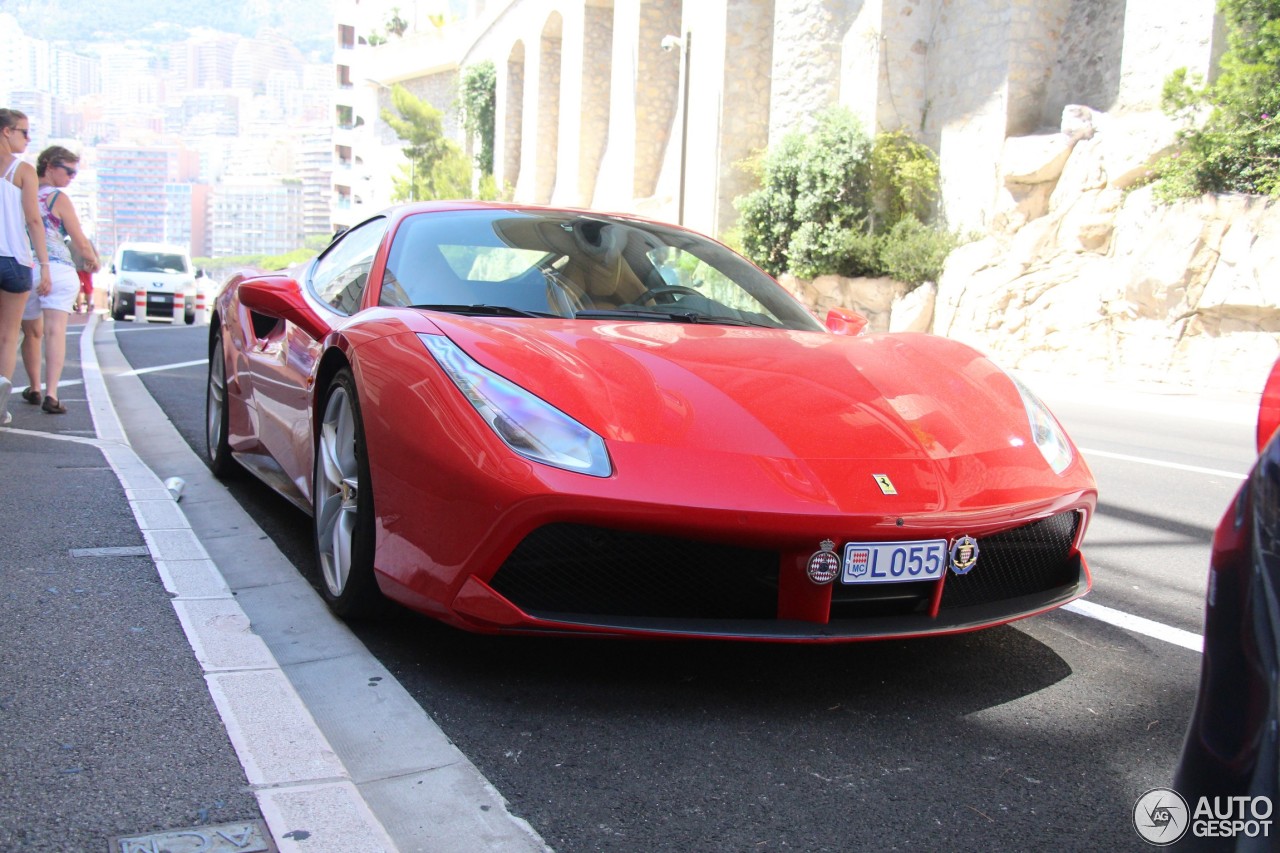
{"left": 768, "top": 0, "right": 846, "bottom": 144}
{"left": 576, "top": 2, "right": 615, "bottom": 208}
{"left": 633, "top": 0, "right": 681, "bottom": 200}
{"left": 495, "top": 41, "right": 525, "bottom": 195}
{"left": 535, "top": 13, "right": 564, "bottom": 204}
{"left": 590, "top": 0, "right": 640, "bottom": 211}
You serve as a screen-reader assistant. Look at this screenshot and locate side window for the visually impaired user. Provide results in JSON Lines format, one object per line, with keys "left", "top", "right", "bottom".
{"left": 310, "top": 217, "right": 388, "bottom": 315}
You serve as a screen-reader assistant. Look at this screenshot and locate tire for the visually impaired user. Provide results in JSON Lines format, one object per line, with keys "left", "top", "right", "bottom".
{"left": 205, "top": 334, "right": 239, "bottom": 477}
{"left": 313, "top": 369, "right": 381, "bottom": 617}
{"left": 110, "top": 292, "right": 126, "bottom": 322}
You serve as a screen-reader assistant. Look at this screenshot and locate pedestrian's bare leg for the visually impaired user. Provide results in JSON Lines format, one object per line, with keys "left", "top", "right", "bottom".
{"left": 20, "top": 316, "right": 41, "bottom": 396}
{"left": 42, "top": 308, "right": 67, "bottom": 404}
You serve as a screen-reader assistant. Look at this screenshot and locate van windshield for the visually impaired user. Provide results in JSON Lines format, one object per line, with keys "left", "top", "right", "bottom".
{"left": 121, "top": 251, "right": 188, "bottom": 274}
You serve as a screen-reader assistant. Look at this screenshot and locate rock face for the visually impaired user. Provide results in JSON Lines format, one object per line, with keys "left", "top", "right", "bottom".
{"left": 938, "top": 106, "right": 1280, "bottom": 394}
{"left": 784, "top": 105, "right": 1280, "bottom": 394}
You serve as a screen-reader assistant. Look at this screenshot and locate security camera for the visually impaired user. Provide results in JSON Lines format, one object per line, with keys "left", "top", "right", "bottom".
{"left": 660, "top": 34, "right": 681, "bottom": 52}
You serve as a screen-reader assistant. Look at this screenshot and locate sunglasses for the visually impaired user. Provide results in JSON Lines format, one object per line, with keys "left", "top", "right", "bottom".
{"left": 11, "top": 128, "right": 29, "bottom": 139}
{"left": 56, "top": 163, "right": 77, "bottom": 178}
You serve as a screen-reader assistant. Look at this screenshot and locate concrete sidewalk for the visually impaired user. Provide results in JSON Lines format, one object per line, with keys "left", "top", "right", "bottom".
{"left": 1, "top": 312, "right": 548, "bottom": 853}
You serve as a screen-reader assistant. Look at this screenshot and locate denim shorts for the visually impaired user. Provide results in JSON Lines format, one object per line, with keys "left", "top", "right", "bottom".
{"left": 0, "top": 255, "right": 33, "bottom": 294}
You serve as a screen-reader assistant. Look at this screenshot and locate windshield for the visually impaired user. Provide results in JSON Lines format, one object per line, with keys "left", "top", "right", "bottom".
{"left": 379, "top": 209, "right": 824, "bottom": 331}
{"left": 121, "top": 251, "right": 189, "bottom": 274}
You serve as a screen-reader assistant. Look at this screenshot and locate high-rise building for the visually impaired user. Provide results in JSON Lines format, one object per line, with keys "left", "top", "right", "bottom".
{"left": 186, "top": 32, "right": 238, "bottom": 91}
{"left": 210, "top": 176, "right": 306, "bottom": 256}
{"left": 298, "top": 132, "right": 335, "bottom": 238}
{"left": 96, "top": 144, "right": 201, "bottom": 258}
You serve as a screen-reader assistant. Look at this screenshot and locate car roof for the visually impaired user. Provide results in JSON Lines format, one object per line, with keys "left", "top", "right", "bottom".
{"left": 116, "top": 242, "right": 190, "bottom": 254}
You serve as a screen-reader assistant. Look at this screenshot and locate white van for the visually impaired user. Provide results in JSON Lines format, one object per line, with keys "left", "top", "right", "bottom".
{"left": 108, "top": 242, "right": 202, "bottom": 323}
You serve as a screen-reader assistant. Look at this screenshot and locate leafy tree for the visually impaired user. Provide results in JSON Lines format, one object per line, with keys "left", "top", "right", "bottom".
{"left": 380, "top": 85, "right": 472, "bottom": 201}
{"left": 1155, "top": 0, "right": 1280, "bottom": 198}
{"left": 460, "top": 61, "right": 497, "bottom": 176}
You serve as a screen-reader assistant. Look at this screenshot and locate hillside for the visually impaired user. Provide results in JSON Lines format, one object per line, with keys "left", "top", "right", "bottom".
{"left": 4, "top": 0, "right": 334, "bottom": 58}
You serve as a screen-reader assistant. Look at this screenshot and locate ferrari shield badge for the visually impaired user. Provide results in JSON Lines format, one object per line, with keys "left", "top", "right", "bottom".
{"left": 806, "top": 539, "right": 840, "bottom": 585}
{"left": 873, "top": 474, "right": 897, "bottom": 495}
{"left": 949, "top": 535, "right": 980, "bottom": 575}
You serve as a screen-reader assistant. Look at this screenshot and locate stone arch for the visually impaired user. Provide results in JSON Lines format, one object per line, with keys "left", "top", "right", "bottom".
{"left": 502, "top": 40, "right": 526, "bottom": 192}
{"left": 634, "top": 0, "right": 681, "bottom": 198}
{"left": 536, "top": 12, "right": 564, "bottom": 204}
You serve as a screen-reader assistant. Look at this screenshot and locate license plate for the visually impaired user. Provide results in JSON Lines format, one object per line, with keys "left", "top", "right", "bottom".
{"left": 842, "top": 539, "right": 947, "bottom": 584}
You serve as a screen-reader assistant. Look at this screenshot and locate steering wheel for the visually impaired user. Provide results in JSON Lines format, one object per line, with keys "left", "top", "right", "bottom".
{"left": 637, "top": 284, "right": 700, "bottom": 305}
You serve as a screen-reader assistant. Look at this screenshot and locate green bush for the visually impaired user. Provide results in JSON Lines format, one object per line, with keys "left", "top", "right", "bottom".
{"left": 788, "top": 222, "right": 879, "bottom": 279}
{"left": 736, "top": 107, "right": 954, "bottom": 283}
{"left": 877, "top": 216, "right": 956, "bottom": 286}
{"left": 459, "top": 61, "right": 497, "bottom": 177}
{"left": 1155, "top": 0, "right": 1280, "bottom": 198}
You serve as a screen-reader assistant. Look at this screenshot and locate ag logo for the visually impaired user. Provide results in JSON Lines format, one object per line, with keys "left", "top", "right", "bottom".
{"left": 1133, "top": 787, "right": 1189, "bottom": 845}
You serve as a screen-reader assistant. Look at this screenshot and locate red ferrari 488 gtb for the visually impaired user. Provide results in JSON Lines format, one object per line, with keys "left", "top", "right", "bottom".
{"left": 206, "top": 202, "right": 1097, "bottom": 641}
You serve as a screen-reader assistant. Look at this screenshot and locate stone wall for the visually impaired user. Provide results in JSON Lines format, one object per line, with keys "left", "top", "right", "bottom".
{"left": 1041, "top": 0, "right": 1126, "bottom": 123}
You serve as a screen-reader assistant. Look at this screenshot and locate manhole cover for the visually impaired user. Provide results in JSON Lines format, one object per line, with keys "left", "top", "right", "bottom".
{"left": 110, "top": 820, "right": 275, "bottom": 853}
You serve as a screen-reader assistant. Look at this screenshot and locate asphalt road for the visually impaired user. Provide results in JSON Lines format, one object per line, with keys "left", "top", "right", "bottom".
{"left": 113, "top": 321, "right": 1253, "bottom": 853}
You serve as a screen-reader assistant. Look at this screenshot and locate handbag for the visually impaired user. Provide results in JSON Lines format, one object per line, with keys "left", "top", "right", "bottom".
{"left": 64, "top": 234, "right": 94, "bottom": 272}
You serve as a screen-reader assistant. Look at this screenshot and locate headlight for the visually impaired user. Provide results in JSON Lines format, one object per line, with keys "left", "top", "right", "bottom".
{"left": 1012, "top": 376, "right": 1074, "bottom": 474}
{"left": 420, "top": 334, "right": 612, "bottom": 477}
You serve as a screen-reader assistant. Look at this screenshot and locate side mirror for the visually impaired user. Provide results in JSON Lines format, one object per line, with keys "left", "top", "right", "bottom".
{"left": 1258, "top": 357, "right": 1280, "bottom": 454}
{"left": 110, "top": 263, "right": 117, "bottom": 275}
{"left": 238, "top": 276, "right": 332, "bottom": 342}
{"left": 825, "top": 306, "right": 869, "bottom": 336}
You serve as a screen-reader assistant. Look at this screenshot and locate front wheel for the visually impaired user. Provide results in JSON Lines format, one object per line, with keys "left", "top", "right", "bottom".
{"left": 313, "top": 369, "right": 381, "bottom": 618}
{"left": 205, "top": 334, "right": 239, "bottom": 477}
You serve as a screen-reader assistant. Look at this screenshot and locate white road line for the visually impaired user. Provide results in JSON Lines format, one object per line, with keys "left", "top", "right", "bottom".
{"left": 1063, "top": 599, "right": 1204, "bottom": 653}
{"left": 121, "top": 358, "right": 208, "bottom": 377}
{"left": 1080, "top": 447, "right": 1248, "bottom": 481}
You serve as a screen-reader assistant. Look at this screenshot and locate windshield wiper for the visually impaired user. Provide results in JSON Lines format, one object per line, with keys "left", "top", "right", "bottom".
{"left": 411, "top": 304, "right": 556, "bottom": 318}
{"left": 574, "top": 308, "right": 772, "bottom": 328}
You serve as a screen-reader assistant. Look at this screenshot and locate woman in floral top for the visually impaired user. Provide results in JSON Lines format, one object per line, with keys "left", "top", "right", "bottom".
{"left": 20, "top": 145, "right": 98, "bottom": 414}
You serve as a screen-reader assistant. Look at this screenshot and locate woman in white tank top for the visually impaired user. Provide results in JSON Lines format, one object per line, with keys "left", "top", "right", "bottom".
{"left": 0, "top": 109, "right": 51, "bottom": 426}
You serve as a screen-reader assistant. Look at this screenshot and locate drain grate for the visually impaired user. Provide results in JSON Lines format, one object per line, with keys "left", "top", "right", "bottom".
{"left": 110, "top": 820, "right": 275, "bottom": 853}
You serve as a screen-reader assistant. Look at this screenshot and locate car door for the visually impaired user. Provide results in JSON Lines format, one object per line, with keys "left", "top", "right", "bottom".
{"left": 247, "top": 218, "right": 388, "bottom": 502}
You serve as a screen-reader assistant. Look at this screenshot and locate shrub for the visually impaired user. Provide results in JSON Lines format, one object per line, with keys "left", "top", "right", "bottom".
{"left": 459, "top": 61, "right": 497, "bottom": 177}
{"left": 1154, "top": 0, "right": 1280, "bottom": 198}
{"left": 737, "top": 108, "right": 872, "bottom": 276}
{"left": 788, "top": 222, "right": 879, "bottom": 279}
{"left": 870, "top": 130, "right": 941, "bottom": 230}
{"left": 736, "top": 108, "right": 955, "bottom": 283}
{"left": 877, "top": 216, "right": 956, "bottom": 286}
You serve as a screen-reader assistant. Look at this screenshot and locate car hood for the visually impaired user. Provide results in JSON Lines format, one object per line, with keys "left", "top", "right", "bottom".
{"left": 431, "top": 317, "right": 1050, "bottom": 462}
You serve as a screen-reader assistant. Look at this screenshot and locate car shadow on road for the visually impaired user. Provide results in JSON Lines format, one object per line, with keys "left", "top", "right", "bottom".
{"left": 354, "top": 608, "right": 1073, "bottom": 720}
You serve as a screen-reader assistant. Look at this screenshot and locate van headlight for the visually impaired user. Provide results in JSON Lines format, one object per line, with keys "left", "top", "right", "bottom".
{"left": 419, "top": 334, "right": 612, "bottom": 477}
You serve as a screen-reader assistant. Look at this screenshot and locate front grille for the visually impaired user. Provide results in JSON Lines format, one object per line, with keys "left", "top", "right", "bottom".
{"left": 940, "top": 511, "right": 1081, "bottom": 610}
{"left": 830, "top": 580, "right": 935, "bottom": 619}
{"left": 489, "top": 524, "right": 779, "bottom": 619}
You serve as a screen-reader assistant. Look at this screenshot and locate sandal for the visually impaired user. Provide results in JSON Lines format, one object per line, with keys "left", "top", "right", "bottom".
{"left": 42, "top": 395, "right": 66, "bottom": 414}
{"left": 21, "top": 387, "right": 40, "bottom": 405}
